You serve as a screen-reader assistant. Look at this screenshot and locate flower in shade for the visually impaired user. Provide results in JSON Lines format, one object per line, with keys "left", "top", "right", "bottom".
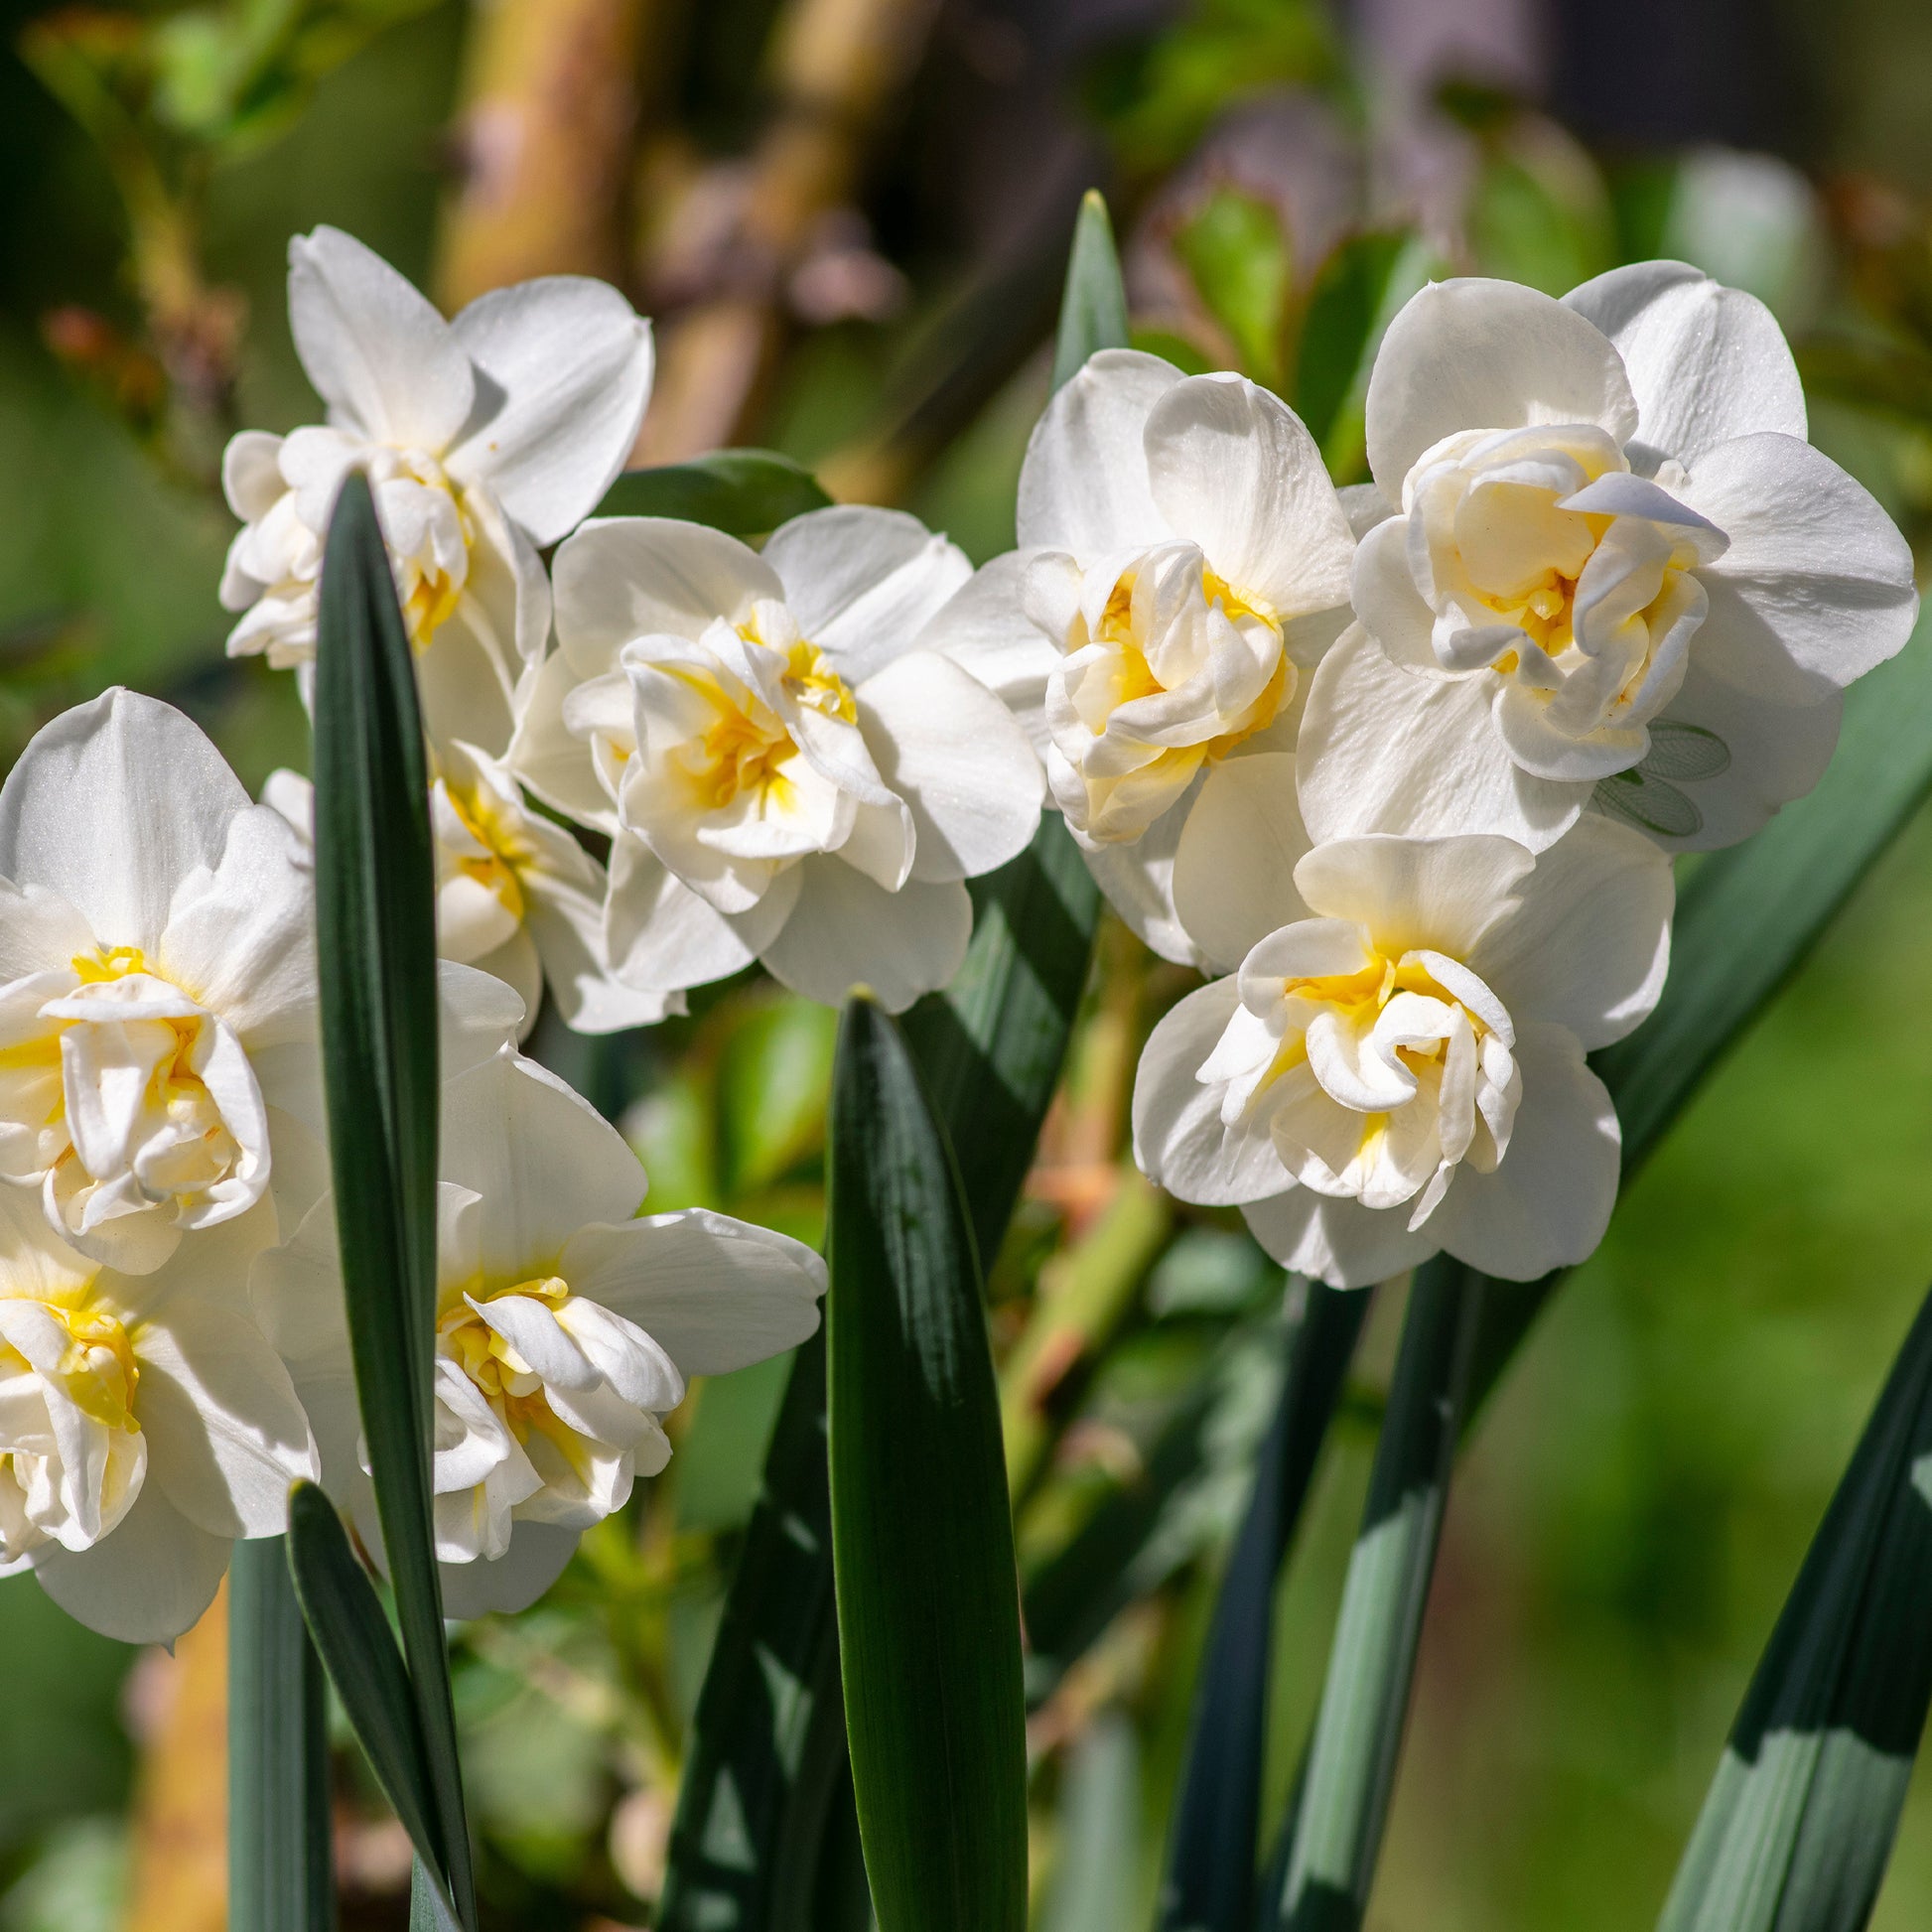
{"left": 0, "top": 691, "right": 319, "bottom": 1275}
{"left": 254, "top": 1029, "right": 825, "bottom": 1615}
{"left": 511, "top": 505, "right": 1044, "bottom": 1012}
{"left": 1300, "top": 266, "right": 1919, "bottom": 854}
{"left": 0, "top": 1186, "right": 317, "bottom": 1644}
{"left": 219, "top": 225, "right": 654, "bottom": 756}
{"left": 916, "top": 348, "right": 1356, "bottom": 961}
{"left": 1133, "top": 807, "right": 1672, "bottom": 1288}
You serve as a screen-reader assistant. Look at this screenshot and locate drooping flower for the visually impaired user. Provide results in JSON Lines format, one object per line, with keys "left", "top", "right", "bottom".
{"left": 0, "top": 691, "right": 319, "bottom": 1275}
{"left": 0, "top": 1185, "right": 318, "bottom": 1644}
{"left": 918, "top": 349, "right": 1356, "bottom": 961}
{"left": 219, "top": 226, "right": 654, "bottom": 756}
{"left": 512, "top": 506, "right": 1045, "bottom": 1012}
{"left": 254, "top": 1032, "right": 825, "bottom": 1615}
{"left": 264, "top": 743, "right": 679, "bottom": 1037}
{"left": 1300, "top": 266, "right": 1919, "bottom": 853}
{"left": 1133, "top": 812, "right": 1672, "bottom": 1288}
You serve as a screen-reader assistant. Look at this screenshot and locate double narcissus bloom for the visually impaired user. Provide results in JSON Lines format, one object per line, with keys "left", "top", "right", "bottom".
{"left": 1134, "top": 812, "right": 1672, "bottom": 1288}
{"left": 512, "top": 506, "right": 1045, "bottom": 1012}
{"left": 1300, "top": 265, "right": 1920, "bottom": 852}
{"left": 219, "top": 226, "right": 654, "bottom": 757}
{"left": 0, "top": 691, "right": 319, "bottom": 1276}
{"left": 922, "top": 348, "right": 1356, "bottom": 961}
{"left": 254, "top": 1018, "right": 825, "bottom": 1614}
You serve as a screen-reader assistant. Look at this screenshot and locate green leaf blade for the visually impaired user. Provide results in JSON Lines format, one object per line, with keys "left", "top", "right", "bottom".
{"left": 1659, "top": 1278, "right": 1932, "bottom": 1932}
{"left": 592, "top": 450, "right": 832, "bottom": 533}
{"left": 1053, "top": 190, "right": 1131, "bottom": 393}
{"left": 313, "top": 469, "right": 473, "bottom": 1925}
{"left": 827, "top": 996, "right": 1028, "bottom": 1932}
{"left": 228, "top": 1535, "right": 333, "bottom": 1932}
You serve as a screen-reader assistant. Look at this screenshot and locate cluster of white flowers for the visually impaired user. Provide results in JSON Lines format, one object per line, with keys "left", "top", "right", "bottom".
{"left": 1, "top": 226, "right": 1913, "bottom": 1641}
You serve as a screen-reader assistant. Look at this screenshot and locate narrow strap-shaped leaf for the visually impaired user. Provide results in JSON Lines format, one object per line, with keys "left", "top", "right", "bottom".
{"left": 657, "top": 203, "right": 1124, "bottom": 1929}
{"left": 655, "top": 1329, "right": 846, "bottom": 1932}
{"left": 593, "top": 450, "right": 832, "bottom": 532}
{"left": 827, "top": 996, "right": 1028, "bottom": 1932}
{"left": 1273, "top": 1258, "right": 1484, "bottom": 1931}
{"left": 1658, "top": 1278, "right": 1932, "bottom": 1932}
{"left": 1466, "top": 623, "right": 1932, "bottom": 1428}
{"left": 229, "top": 1535, "right": 332, "bottom": 1932}
{"left": 314, "top": 469, "right": 474, "bottom": 1925}
{"left": 1159, "top": 1284, "right": 1368, "bottom": 1932}
{"left": 286, "top": 1482, "right": 453, "bottom": 1915}
{"left": 1051, "top": 190, "right": 1130, "bottom": 392}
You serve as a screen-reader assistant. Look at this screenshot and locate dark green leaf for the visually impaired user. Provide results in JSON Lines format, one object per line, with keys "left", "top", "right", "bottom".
{"left": 228, "top": 1535, "right": 332, "bottom": 1932}
{"left": 1173, "top": 186, "right": 1292, "bottom": 390}
{"left": 1658, "top": 1278, "right": 1932, "bottom": 1932}
{"left": 1041, "top": 1711, "right": 1142, "bottom": 1932}
{"left": 592, "top": 450, "right": 832, "bottom": 534}
{"left": 286, "top": 1483, "right": 453, "bottom": 1918}
{"left": 827, "top": 997, "right": 1028, "bottom": 1932}
{"left": 314, "top": 470, "right": 473, "bottom": 1925}
{"left": 1053, "top": 191, "right": 1131, "bottom": 393}
{"left": 1159, "top": 1284, "right": 1367, "bottom": 1932}
{"left": 1271, "top": 1259, "right": 1484, "bottom": 1931}
{"left": 1292, "top": 229, "right": 1412, "bottom": 454}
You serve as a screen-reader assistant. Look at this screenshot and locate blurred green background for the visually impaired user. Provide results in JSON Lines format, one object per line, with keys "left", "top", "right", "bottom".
{"left": 8, "top": 0, "right": 1932, "bottom": 1927}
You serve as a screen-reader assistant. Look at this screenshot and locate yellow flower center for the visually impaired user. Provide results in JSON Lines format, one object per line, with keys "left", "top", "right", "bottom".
{"left": 441, "top": 782, "right": 530, "bottom": 924}
{"left": 0, "top": 1300, "right": 141, "bottom": 1436}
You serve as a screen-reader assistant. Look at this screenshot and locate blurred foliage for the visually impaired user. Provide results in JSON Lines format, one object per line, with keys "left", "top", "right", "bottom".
{"left": 9, "top": 0, "right": 1932, "bottom": 1926}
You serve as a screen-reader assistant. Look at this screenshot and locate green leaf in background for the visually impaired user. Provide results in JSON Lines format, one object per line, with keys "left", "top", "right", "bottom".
{"left": 1041, "top": 1710, "right": 1143, "bottom": 1932}
{"left": 1173, "top": 186, "right": 1292, "bottom": 391}
{"left": 1158, "top": 1282, "right": 1368, "bottom": 1932}
{"left": 592, "top": 450, "right": 832, "bottom": 534}
{"left": 1658, "top": 1277, "right": 1932, "bottom": 1932}
{"left": 826, "top": 996, "right": 1028, "bottom": 1932}
{"left": 228, "top": 1536, "right": 332, "bottom": 1932}
{"left": 1272, "top": 1259, "right": 1484, "bottom": 1932}
{"left": 285, "top": 1483, "right": 452, "bottom": 1912}
{"left": 312, "top": 469, "right": 474, "bottom": 1927}
{"left": 1052, "top": 190, "right": 1132, "bottom": 393}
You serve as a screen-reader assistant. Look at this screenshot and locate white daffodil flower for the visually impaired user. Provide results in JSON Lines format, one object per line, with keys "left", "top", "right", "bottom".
{"left": 918, "top": 348, "right": 1356, "bottom": 962}
{"left": 263, "top": 749, "right": 679, "bottom": 1039}
{"left": 254, "top": 1034, "right": 825, "bottom": 1616}
{"left": 1303, "top": 266, "right": 1919, "bottom": 853}
{"left": 219, "top": 226, "right": 654, "bottom": 756}
{"left": 0, "top": 691, "right": 319, "bottom": 1276}
{"left": 511, "top": 506, "right": 1045, "bottom": 1012}
{"left": 0, "top": 1187, "right": 318, "bottom": 1645}
{"left": 1134, "top": 811, "right": 1672, "bottom": 1288}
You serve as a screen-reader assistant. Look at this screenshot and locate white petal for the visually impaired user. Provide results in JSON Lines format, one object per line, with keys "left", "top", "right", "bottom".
{"left": 287, "top": 226, "right": 473, "bottom": 449}
{"left": 1080, "top": 779, "right": 1207, "bottom": 968}
{"left": 506, "top": 647, "right": 620, "bottom": 835}
{"left": 855, "top": 651, "right": 1043, "bottom": 884}
{"left": 1297, "top": 625, "right": 1583, "bottom": 851}
{"left": 445, "top": 277, "right": 653, "bottom": 545}
{"left": 763, "top": 507, "right": 973, "bottom": 685}
{"left": 0, "top": 690, "right": 248, "bottom": 951}
{"left": 1681, "top": 432, "right": 1920, "bottom": 691}
{"left": 552, "top": 518, "right": 779, "bottom": 670}
{"left": 912, "top": 549, "right": 1061, "bottom": 754}
{"left": 1240, "top": 1187, "right": 1438, "bottom": 1290}
{"left": 1563, "top": 260, "right": 1805, "bottom": 464}
{"left": 1349, "top": 517, "right": 1442, "bottom": 671}
{"left": 0, "top": 878, "right": 94, "bottom": 983}
{"left": 34, "top": 1479, "right": 230, "bottom": 1644}
{"left": 757, "top": 860, "right": 971, "bottom": 1013}
{"left": 1431, "top": 1022, "right": 1619, "bottom": 1280}
{"left": 222, "top": 431, "right": 287, "bottom": 521}
{"left": 1365, "top": 278, "right": 1639, "bottom": 504}
{"left": 1142, "top": 373, "right": 1355, "bottom": 618}
{"left": 1171, "top": 753, "right": 1311, "bottom": 973}
{"left": 133, "top": 1303, "right": 319, "bottom": 1539}
{"left": 1467, "top": 817, "right": 1672, "bottom": 1047}
{"left": 606, "top": 835, "right": 762, "bottom": 994}
{"left": 438, "top": 960, "right": 529, "bottom": 1077}
{"left": 437, "top": 1519, "right": 581, "bottom": 1619}
{"left": 559, "top": 1209, "right": 825, "bottom": 1374}
{"left": 1016, "top": 348, "right": 1181, "bottom": 555}
{"left": 524, "top": 867, "right": 682, "bottom": 1033}
{"left": 1294, "top": 832, "right": 1534, "bottom": 961}
{"left": 1132, "top": 979, "right": 1292, "bottom": 1207}
{"left": 441, "top": 1050, "right": 646, "bottom": 1276}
